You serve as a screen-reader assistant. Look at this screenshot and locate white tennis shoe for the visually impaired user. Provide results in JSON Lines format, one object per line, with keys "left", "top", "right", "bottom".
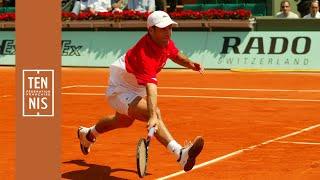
{"left": 178, "top": 136, "right": 204, "bottom": 171}
{"left": 77, "top": 126, "right": 95, "bottom": 155}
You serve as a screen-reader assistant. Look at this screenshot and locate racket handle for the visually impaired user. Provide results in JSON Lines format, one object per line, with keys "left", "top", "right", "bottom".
{"left": 148, "top": 127, "right": 156, "bottom": 138}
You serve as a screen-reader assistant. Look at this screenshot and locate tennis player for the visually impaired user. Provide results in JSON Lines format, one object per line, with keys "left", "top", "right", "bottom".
{"left": 78, "top": 10, "right": 204, "bottom": 172}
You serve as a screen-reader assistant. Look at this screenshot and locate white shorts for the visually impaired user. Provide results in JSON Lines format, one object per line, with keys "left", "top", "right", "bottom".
{"left": 106, "top": 55, "right": 146, "bottom": 115}
{"left": 107, "top": 91, "right": 139, "bottom": 116}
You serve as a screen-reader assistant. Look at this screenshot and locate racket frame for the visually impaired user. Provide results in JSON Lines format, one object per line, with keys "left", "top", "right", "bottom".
{"left": 136, "top": 138, "right": 148, "bottom": 177}
{"left": 136, "top": 127, "right": 155, "bottom": 177}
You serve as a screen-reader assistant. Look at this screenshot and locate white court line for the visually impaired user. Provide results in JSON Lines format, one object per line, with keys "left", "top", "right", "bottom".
{"left": 61, "top": 125, "right": 77, "bottom": 129}
{"left": 61, "top": 92, "right": 320, "bottom": 102}
{"left": 62, "top": 92, "right": 104, "bottom": 96}
{"left": 62, "top": 85, "right": 106, "bottom": 89}
{"left": 0, "top": 95, "right": 11, "bottom": 98}
{"left": 156, "top": 123, "right": 320, "bottom": 180}
{"left": 275, "top": 140, "right": 320, "bottom": 145}
{"left": 61, "top": 85, "right": 320, "bottom": 92}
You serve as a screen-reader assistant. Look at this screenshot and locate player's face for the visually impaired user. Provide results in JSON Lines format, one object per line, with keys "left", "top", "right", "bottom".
{"left": 149, "top": 25, "right": 173, "bottom": 47}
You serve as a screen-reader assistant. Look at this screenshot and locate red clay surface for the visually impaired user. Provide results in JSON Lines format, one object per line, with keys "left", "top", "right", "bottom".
{"left": 1, "top": 66, "right": 320, "bottom": 179}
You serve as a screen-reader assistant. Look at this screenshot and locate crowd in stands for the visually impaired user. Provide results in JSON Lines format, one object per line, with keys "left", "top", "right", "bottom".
{"left": 62, "top": 0, "right": 159, "bottom": 14}
{"left": 61, "top": 0, "right": 320, "bottom": 19}
{"left": 0, "top": 0, "right": 15, "bottom": 14}
{"left": 0, "top": 0, "right": 14, "bottom": 8}
{"left": 302, "top": 0, "right": 320, "bottom": 18}
{"left": 275, "top": 0, "right": 300, "bottom": 18}
{"left": 0, "top": 0, "right": 14, "bottom": 7}
{"left": 0, "top": 0, "right": 319, "bottom": 20}
{"left": 275, "top": 0, "right": 319, "bottom": 18}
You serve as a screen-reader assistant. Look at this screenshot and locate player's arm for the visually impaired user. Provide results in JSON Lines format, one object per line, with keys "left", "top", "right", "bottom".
{"left": 146, "top": 83, "right": 159, "bottom": 131}
{"left": 171, "top": 52, "right": 204, "bottom": 73}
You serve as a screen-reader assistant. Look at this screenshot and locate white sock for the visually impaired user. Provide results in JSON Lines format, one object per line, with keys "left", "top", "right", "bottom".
{"left": 90, "top": 126, "right": 100, "bottom": 138}
{"left": 167, "top": 140, "right": 182, "bottom": 159}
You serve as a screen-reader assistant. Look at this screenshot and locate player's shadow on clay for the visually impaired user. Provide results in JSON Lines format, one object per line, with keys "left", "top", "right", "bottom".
{"left": 62, "top": 159, "right": 146, "bottom": 180}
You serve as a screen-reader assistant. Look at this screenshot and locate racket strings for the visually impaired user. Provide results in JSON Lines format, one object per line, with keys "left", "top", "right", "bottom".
{"left": 137, "top": 139, "right": 148, "bottom": 177}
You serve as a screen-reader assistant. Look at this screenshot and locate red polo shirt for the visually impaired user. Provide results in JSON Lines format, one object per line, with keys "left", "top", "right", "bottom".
{"left": 125, "top": 34, "right": 179, "bottom": 85}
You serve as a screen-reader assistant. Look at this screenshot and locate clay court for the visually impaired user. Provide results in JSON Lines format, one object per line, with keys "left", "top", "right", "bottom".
{"left": 1, "top": 66, "right": 320, "bottom": 179}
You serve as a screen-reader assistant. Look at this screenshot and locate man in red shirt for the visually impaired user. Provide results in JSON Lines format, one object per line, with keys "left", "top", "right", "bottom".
{"left": 78, "top": 10, "right": 204, "bottom": 172}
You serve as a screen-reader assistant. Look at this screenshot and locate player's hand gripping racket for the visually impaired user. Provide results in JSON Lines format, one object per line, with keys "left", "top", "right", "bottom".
{"left": 136, "top": 127, "right": 155, "bottom": 178}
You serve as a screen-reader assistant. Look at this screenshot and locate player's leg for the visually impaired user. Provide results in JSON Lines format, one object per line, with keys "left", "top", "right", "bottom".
{"left": 77, "top": 92, "right": 137, "bottom": 155}
{"left": 128, "top": 96, "right": 204, "bottom": 172}
{"left": 87, "top": 113, "right": 134, "bottom": 139}
{"left": 94, "top": 113, "right": 134, "bottom": 134}
{"left": 77, "top": 112, "right": 133, "bottom": 155}
{"left": 128, "top": 96, "right": 174, "bottom": 146}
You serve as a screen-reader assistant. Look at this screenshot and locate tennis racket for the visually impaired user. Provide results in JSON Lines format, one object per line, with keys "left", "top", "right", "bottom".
{"left": 136, "top": 127, "right": 155, "bottom": 178}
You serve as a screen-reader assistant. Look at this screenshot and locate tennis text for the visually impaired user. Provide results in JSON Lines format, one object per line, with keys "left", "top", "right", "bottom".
{"left": 23, "top": 70, "right": 54, "bottom": 117}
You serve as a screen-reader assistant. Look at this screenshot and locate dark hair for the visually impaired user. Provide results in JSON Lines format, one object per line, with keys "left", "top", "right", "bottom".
{"left": 280, "top": 0, "right": 291, "bottom": 8}
{"left": 310, "top": 0, "right": 319, "bottom": 7}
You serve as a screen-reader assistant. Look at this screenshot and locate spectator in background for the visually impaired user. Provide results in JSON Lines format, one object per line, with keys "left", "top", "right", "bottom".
{"left": 4, "top": 0, "right": 14, "bottom": 7}
{"left": 112, "top": 0, "right": 128, "bottom": 13}
{"left": 297, "top": 0, "right": 310, "bottom": 17}
{"left": 303, "top": 0, "right": 320, "bottom": 18}
{"left": 276, "top": 0, "right": 299, "bottom": 18}
{"left": 79, "top": 0, "right": 89, "bottom": 12}
{"left": 62, "top": 0, "right": 75, "bottom": 12}
{"left": 155, "top": 0, "right": 166, "bottom": 11}
{"left": 128, "top": 0, "right": 155, "bottom": 13}
{"left": 72, "top": 0, "right": 89, "bottom": 15}
{"left": 88, "top": 0, "right": 112, "bottom": 14}
{"left": 166, "top": 0, "right": 177, "bottom": 13}
{"left": 155, "top": 0, "right": 178, "bottom": 13}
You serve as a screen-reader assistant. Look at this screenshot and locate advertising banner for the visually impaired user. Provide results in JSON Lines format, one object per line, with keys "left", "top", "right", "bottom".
{"left": 0, "top": 32, "right": 15, "bottom": 65}
{"left": 204, "top": 32, "right": 319, "bottom": 70}
{"left": 1, "top": 31, "right": 319, "bottom": 70}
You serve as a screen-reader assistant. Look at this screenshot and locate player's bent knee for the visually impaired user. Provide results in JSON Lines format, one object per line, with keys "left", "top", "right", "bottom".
{"left": 115, "top": 112, "right": 134, "bottom": 128}
{"left": 119, "top": 119, "right": 134, "bottom": 128}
